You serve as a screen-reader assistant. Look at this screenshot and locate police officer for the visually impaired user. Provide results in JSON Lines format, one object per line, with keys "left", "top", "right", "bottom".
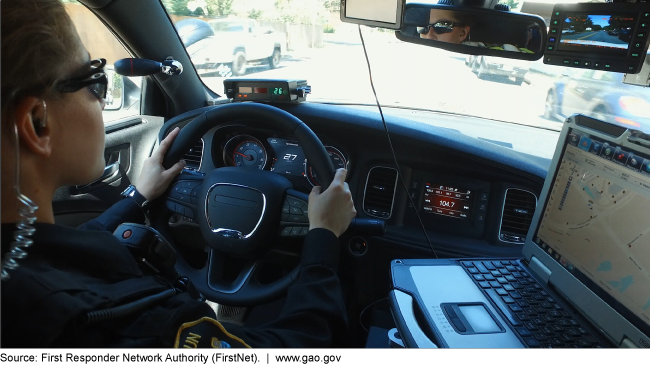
{"left": 1, "top": 0, "right": 356, "bottom": 347}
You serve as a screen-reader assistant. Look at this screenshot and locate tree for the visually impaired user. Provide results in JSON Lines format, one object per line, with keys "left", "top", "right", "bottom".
{"left": 193, "top": 6, "right": 205, "bottom": 16}
{"left": 206, "top": 0, "right": 234, "bottom": 17}
{"left": 170, "top": 0, "right": 191, "bottom": 16}
{"left": 249, "top": 9, "right": 264, "bottom": 20}
{"left": 270, "top": 0, "right": 329, "bottom": 25}
{"left": 322, "top": 0, "right": 340, "bottom": 12}
{"left": 501, "top": 0, "right": 519, "bottom": 11}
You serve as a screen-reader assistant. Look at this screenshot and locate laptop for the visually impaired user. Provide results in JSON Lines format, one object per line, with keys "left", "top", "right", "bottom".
{"left": 389, "top": 114, "right": 650, "bottom": 348}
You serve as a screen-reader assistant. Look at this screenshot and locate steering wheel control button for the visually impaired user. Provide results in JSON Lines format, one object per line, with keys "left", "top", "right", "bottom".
{"left": 181, "top": 181, "right": 201, "bottom": 189}
{"left": 122, "top": 229, "right": 132, "bottom": 239}
{"left": 184, "top": 207, "right": 194, "bottom": 219}
{"left": 287, "top": 197, "right": 304, "bottom": 207}
{"left": 281, "top": 227, "right": 292, "bottom": 237}
{"left": 290, "top": 227, "right": 302, "bottom": 236}
{"left": 290, "top": 206, "right": 302, "bottom": 215}
{"left": 290, "top": 215, "right": 307, "bottom": 223}
{"left": 282, "top": 205, "right": 290, "bottom": 214}
{"left": 166, "top": 200, "right": 176, "bottom": 211}
{"left": 300, "top": 227, "right": 309, "bottom": 235}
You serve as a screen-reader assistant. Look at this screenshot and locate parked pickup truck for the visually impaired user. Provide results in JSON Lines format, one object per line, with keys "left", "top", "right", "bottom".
{"left": 175, "top": 18, "right": 286, "bottom": 77}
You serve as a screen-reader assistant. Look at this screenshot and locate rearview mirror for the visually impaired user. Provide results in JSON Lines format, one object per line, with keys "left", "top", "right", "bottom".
{"left": 396, "top": 4, "right": 547, "bottom": 61}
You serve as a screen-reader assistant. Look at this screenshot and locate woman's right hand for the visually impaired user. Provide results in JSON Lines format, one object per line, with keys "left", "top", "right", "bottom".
{"left": 308, "top": 169, "right": 356, "bottom": 237}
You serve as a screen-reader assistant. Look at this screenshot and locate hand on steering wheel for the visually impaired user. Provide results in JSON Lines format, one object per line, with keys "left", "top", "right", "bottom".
{"left": 135, "top": 127, "right": 186, "bottom": 200}
{"left": 309, "top": 169, "right": 356, "bottom": 237}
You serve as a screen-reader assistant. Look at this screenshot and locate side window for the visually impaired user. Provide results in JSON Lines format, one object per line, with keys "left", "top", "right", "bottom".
{"left": 65, "top": 0, "right": 141, "bottom": 124}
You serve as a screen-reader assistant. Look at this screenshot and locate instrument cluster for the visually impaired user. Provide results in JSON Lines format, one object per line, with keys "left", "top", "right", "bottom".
{"left": 220, "top": 130, "right": 349, "bottom": 187}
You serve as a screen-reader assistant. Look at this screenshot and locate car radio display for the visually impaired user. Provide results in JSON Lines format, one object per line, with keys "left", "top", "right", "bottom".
{"left": 422, "top": 183, "right": 473, "bottom": 219}
{"left": 558, "top": 13, "right": 637, "bottom": 53}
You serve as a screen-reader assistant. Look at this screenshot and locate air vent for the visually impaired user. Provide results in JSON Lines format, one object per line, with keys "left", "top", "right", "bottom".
{"left": 184, "top": 139, "right": 204, "bottom": 170}
{"left": 363, "top": 167, "right": 398, "bottom": 219}
{"left": 499, "top": 189, "right": 537, "bottom": 244}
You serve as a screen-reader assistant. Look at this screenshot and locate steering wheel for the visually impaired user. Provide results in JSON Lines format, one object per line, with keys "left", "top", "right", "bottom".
{"left": 149, "top": 103, "right": 336, "bottom": 306}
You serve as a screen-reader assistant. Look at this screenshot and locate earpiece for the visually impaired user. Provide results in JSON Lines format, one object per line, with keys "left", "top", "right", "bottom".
{"left": 32, "top": 101, "right": 47, "bottom": 136}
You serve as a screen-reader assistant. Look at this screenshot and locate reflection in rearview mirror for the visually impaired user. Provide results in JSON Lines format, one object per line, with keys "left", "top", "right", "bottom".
{"left": 398, "top": 5, "right": 546, "bottom": 60}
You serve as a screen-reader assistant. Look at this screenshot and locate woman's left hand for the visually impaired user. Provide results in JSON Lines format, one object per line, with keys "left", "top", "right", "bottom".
{"left": 135, "top": 127, "right": 186, "bottom": 200}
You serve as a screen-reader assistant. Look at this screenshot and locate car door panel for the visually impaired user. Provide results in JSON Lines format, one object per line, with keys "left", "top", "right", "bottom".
{"left": 53, "top": 115, "right": 164, "bottom": 227}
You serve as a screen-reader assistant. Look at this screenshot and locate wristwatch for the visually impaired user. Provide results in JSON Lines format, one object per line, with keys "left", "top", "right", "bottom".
{"left": 120, "top": 185, "right": 149, "bottom": 210}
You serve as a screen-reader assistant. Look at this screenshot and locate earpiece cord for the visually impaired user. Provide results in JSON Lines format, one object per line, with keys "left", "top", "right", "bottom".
{"left": 1, "top": 106, "right": 42, "bottom": 281}
{"left": 357, "top": 25, "right": 438, "bottom": 259}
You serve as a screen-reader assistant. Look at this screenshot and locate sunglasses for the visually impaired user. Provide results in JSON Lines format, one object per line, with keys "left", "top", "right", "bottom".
{"left": 419, "top": 21, "right": 464, "bottom": 35}
{"left": 56, "top": 58, "right": 108, "bottom": 100}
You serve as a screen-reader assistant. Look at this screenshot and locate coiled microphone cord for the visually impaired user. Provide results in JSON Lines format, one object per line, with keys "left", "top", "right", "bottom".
{"left": 1, "top": 112, "right": 41, "bottom": 280}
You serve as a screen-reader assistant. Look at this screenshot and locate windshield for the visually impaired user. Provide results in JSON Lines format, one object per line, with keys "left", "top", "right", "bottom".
{"left": 162, "top": 0, "right": 650, "bottom": 142}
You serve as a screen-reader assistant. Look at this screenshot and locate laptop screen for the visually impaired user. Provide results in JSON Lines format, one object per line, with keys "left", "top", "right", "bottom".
{"left": 534, "top": 128, "right": 650, "bottom": 333}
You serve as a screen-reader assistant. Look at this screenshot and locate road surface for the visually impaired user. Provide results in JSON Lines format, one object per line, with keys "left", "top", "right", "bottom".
{"left": 561, "top": 30, "right": 627, "bottom": 45}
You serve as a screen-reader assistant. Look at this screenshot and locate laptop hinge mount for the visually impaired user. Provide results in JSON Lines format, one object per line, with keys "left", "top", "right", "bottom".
{"left": 529, "top": 256, "right": 551, "bottom": 285}
{"left": 620, "top": 337, "right": 639, "bottom": 348}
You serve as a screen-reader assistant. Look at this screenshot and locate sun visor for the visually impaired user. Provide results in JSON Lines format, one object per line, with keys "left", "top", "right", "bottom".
{"left": 520, "top": 2, "right": 555, "bottom": 26}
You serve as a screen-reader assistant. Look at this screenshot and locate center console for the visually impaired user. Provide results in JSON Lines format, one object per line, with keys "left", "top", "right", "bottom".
{"left": 406, "top": 172, "right": 491, "bottom": 239}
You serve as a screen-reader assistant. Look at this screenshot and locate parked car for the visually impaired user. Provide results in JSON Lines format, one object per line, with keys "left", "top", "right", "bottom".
{"left": 544, "top": 69, "right": 650, "bottom": 130}
{"left": 618, "top": 27, "right": 633, "bottom": 42}
{"left": 467, "top": 54, "right": 529, "bottom": 85}
{"left": 175, "top": 18, "right": 286, "bottom": 77}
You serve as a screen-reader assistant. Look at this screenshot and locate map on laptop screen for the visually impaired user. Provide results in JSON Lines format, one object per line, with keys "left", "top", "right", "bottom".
{"left": 535, "top": 131, "right": 650, "bottom": 328}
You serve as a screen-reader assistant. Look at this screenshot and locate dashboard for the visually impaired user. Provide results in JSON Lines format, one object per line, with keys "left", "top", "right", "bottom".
{"left": 166, "top": 103, "right": 550, "bottom": 260}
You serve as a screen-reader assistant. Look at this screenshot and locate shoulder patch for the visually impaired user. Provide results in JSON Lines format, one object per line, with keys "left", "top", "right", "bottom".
{"left": 174, "top": 317, "right": 250, "bottom": 348}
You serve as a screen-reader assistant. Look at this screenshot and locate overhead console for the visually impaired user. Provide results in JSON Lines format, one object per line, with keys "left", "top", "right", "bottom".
{"left": 544, "top": 2, "right": 650, "bottom": 73}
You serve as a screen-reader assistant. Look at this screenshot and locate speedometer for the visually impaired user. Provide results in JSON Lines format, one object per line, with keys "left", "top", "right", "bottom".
{"left": 306, "top": 146, "right": 348, "bottom": 186}
{"left": 223, "top": 135, "right": 267, "bottom": 169}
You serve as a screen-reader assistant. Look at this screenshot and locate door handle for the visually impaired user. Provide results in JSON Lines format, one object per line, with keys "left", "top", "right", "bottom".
{"left": 75, "top": 162, "right": 120, "bottom": 190}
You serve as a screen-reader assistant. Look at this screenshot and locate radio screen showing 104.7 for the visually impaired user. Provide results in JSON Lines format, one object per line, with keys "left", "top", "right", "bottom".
{"left": 422, "top": 183, "right": 473, "bottom": 219}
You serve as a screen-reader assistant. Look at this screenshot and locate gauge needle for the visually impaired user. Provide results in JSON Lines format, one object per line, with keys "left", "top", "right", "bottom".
{"left": 235, "top": 151, "right": 253, "bottom": 161}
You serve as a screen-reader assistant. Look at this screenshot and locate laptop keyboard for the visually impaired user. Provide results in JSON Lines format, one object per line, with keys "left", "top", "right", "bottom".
{"left": 462, "top": 260, "right": 602, "bottom": 348}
